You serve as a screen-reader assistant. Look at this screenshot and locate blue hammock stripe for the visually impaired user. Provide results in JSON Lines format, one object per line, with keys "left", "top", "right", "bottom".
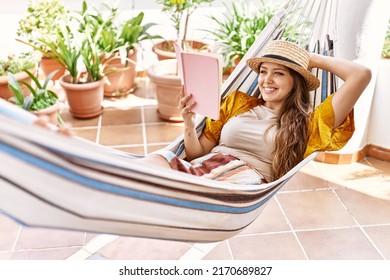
{"left": 0, "top": 142, "right": 276, "bottom": 214}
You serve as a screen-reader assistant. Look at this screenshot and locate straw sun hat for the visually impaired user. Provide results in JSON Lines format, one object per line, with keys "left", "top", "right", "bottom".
{"left": 246, "top": 40, "right": 320, "bottom": 91}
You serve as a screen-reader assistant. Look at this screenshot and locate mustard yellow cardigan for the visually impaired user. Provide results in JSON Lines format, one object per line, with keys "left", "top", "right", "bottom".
{"left": 204, "top": 90, "right": 354, "bottom": 158}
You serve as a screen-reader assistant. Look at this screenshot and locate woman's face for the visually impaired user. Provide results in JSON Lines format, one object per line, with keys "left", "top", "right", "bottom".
{"left": 258, "top": 62, "right": 295, "bottom": 111}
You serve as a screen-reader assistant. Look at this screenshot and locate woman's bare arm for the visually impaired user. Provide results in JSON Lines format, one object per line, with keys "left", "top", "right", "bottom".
{"left": 179, "top": 91, "right": 217, "bottom": 161}
{"left": 309, "top": 54, "right": 372, "bottom": 128}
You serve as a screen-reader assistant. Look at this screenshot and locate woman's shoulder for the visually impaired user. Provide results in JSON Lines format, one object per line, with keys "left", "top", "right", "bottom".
{"left": 224, "top": 90, "right": 260, "bottom": 109}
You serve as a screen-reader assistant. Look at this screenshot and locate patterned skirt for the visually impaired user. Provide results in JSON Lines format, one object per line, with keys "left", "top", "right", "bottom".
{"left": 155, "top": 151, "right": 266, "bottom": 185}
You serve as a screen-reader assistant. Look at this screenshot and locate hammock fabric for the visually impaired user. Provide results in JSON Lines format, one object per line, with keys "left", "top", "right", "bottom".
{"left": 0, "top": 0, "right": 336, "bottom": 242}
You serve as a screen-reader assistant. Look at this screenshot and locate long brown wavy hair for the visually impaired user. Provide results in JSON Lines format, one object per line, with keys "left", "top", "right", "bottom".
{"left": 267, "top": 69, "right": 311, "bottom": 181}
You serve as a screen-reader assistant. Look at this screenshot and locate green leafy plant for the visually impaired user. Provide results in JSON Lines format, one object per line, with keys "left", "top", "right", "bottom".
{"left": 0, "top": 52, "right": 40, "bottom": 76}
{"left": 22, "top": 1, "right": 160, "bottom": 84}
{"left": 78, "top": 2, "right": 161, "bottom": 67}
{"left": 20, "top": 0, "right": 106, "bottom": 84}
{"left": 206, "top": 1, "right": 276, "bottom": 70}
{"left": 17, "top": 0, "right": 70, "bottom": 52}
{"left": 206, "top": 1, "right": 311, "bottom": 70}
{"left": 36, "top": 25, "right": 88, "bottom": 83}
{"left": 80, "top": 6, "right": 161, "bottom": 54}
{"left": 156, "top": 0, "right": 214, "bottom": 46}
{"left": 8, "top": 69, "right": 58, "bottom": 111}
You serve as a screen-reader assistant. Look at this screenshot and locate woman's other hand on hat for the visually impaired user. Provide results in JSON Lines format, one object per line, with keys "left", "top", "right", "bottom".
{"left": 307, "top": 52, "right": 319, "bottom": 70}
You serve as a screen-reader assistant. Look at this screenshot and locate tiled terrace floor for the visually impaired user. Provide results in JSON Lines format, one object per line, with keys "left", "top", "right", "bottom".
{"left": 0, "top": 77, "right": 390, "bottom": 260}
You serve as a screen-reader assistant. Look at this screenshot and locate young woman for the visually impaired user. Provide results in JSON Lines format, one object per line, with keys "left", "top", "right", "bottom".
{"left": 144, "top": 40, "right": 371, "bottom": 184}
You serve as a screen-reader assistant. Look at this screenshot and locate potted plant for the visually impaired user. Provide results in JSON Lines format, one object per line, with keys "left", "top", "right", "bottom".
{"left": 8, "top": 69, "right": 61, "bottom": 125}
{"left": 153, "top": 0, "right": 214, "bottom": 60}
{"left": 80, "top": 3, "right": 161, "bottom": 97}
{"left": 147, "top": 59, "right": 184, "bottom": 122}
{"left": 0, "top": 52, "right": 40, "bottom": 100}
{"left": 148, "top": 0, "right": 214, "bottom": 121}
{"left": 206, "top": 0, "right": 310, "bottom": 74}
{"left": 35, "top": 8, "right": 106, "bottom": 119}
{"left": 17, "top": 0, "right": 70, "bottom": 80}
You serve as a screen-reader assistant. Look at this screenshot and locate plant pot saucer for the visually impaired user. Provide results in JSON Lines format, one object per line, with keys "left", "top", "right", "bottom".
{"left": 69, "top": 106, "right": 104, "bottom": 119}
{"left": 157, "top": 109, "right": 183, "bottom": 123}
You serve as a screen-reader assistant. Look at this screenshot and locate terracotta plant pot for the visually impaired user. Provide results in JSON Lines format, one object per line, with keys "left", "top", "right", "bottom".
{"left": 59, "top": 74, "right": 105, "bottom": 119}
{"left": 32, "top": 101, "right": 60, "bottom": 126}
{"left": 152, "top": 40, "right": 210, "bottom": 61}
{"left": 102, "top": 49, "right": 137, "bottom": 97}
{"left": 147, "top": 59, "right": 183, "bottom": 122}
{"left": 0, "top": 68, "right": 36, "bottom": 100}
{"left": 40, "top": 55, "right": 66, "bottom": 81}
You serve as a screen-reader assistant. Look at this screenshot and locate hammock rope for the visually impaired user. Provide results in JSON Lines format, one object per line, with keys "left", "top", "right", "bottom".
{"left": 0, "top": 0, "right": 336, "bottom": 242}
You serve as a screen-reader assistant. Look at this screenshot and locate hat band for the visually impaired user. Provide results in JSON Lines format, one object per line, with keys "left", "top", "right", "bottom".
{"left": 262, "top": 54, "right": 301, "bottom": 67}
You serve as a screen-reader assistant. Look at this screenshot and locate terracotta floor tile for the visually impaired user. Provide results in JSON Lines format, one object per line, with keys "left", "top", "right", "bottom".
{"left": 72, "top": 128, "right": 98, "bottom": 143}
{"left": 0, "top": 215, "right": 20, "bottom": 251}
{"left": 101, "top": 108, "right": 142, "bottom": 126}
{"left": 0, "top": 252, "right": 12, "bottom": 260}
{"left": 15, "top": 227, "right": 85, "bottom": 250}
{"left": 85, "top": 233, "right": 99, "bottom": 244}
{"left": 364, "top": 157, "right": 390, "bottom": 173}
{"left": 239, "top": 198, "right": 290, "bottom": 235}
{"left": 203, "top": 241, "right": 233, "bottom": 260}
{"left": 115, "top": 146, "right": 146, "bottom": 155}
{"left": 335, "top": 188, "right": 390, "bottom": 225}
{"left": 313, "top": 157, "right": 390, "bottom": 201}
{"left": 314, "top": 159, "right": 384, "bottom": 189}
{"left": 145, "top": 123, "right": 184, "bottom": 143}
{"left": 277, "top": 190, "right": 356, "bottom": 230}
{"left": 363, "top": 225, "right": 390, "bottom": 259}
{"left": 98, "top": 236, "right": 191, "bottom": 260}
{"left": 146, "top": 144, "right": 171, "bottom": 154}
{"left": 102, "top": 93, "right": 156, "bottom": 110}
{"left": 99, "top": 125, "right": 143, "bottom": 146}
{"left": 297, "top": 228, "right": 383, "bottom": 259}
{"left": 229, "top": 233, "right": 306, "bottom": 260}
{"left": 11, "top": 247, "right": 82, "bottom": 260}
{"left": 282, "top": 162, "right": 329, "bottom": 191}
{"left": 143, "top": 106, "right": 165, "bottom": 123}
{"left": 61, "top": 111, "right": 100, "bottom": 127}
{"left": 364, "top": 157, "right": 390, "bottom": 180}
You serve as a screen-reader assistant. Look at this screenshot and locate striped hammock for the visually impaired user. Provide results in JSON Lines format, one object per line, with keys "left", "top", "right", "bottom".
{"left": 0, "top": 0, "right": 337, "bottom": 242}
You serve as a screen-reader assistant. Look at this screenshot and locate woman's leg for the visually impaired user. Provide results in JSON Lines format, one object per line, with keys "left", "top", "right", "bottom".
{"left": 134, "top": 154, "right": 172, "bottom": 169}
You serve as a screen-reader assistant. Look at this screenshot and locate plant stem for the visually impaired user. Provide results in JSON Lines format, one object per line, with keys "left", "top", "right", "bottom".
{"left": 182, "top": 11, "right": 190, "bottom": 49}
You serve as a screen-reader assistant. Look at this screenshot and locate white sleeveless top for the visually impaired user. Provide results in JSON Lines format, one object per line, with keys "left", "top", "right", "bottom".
{"left": 210, "top": 105, "right": 277, "bottom": 181}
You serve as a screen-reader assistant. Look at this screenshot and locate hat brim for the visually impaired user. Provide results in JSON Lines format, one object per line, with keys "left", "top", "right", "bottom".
{"left": 247, "top": 57, "right": 320, "bottom": 91}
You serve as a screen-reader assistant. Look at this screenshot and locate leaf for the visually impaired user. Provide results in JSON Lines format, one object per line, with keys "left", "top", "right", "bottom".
{"left": 20, "top": 80, "right": 37, "bottom": 98}
{"left": 7, "top": 73, "right": 24, "bottom": 105}
{"left": 43, "top": 70, "right": 59, "bottom": 88}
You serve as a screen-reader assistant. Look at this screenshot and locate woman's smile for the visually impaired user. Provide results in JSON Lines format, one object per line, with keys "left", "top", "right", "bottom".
{"left": 258, "top": 62, "right": 294, "bottom": 110}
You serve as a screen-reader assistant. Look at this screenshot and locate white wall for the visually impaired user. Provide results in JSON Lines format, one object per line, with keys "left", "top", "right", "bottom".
{"left": 367, "top": 60, "right": 390, "bottom": 150}
{"left": 334, "top": 0, "right": 389, "bottom": 153}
